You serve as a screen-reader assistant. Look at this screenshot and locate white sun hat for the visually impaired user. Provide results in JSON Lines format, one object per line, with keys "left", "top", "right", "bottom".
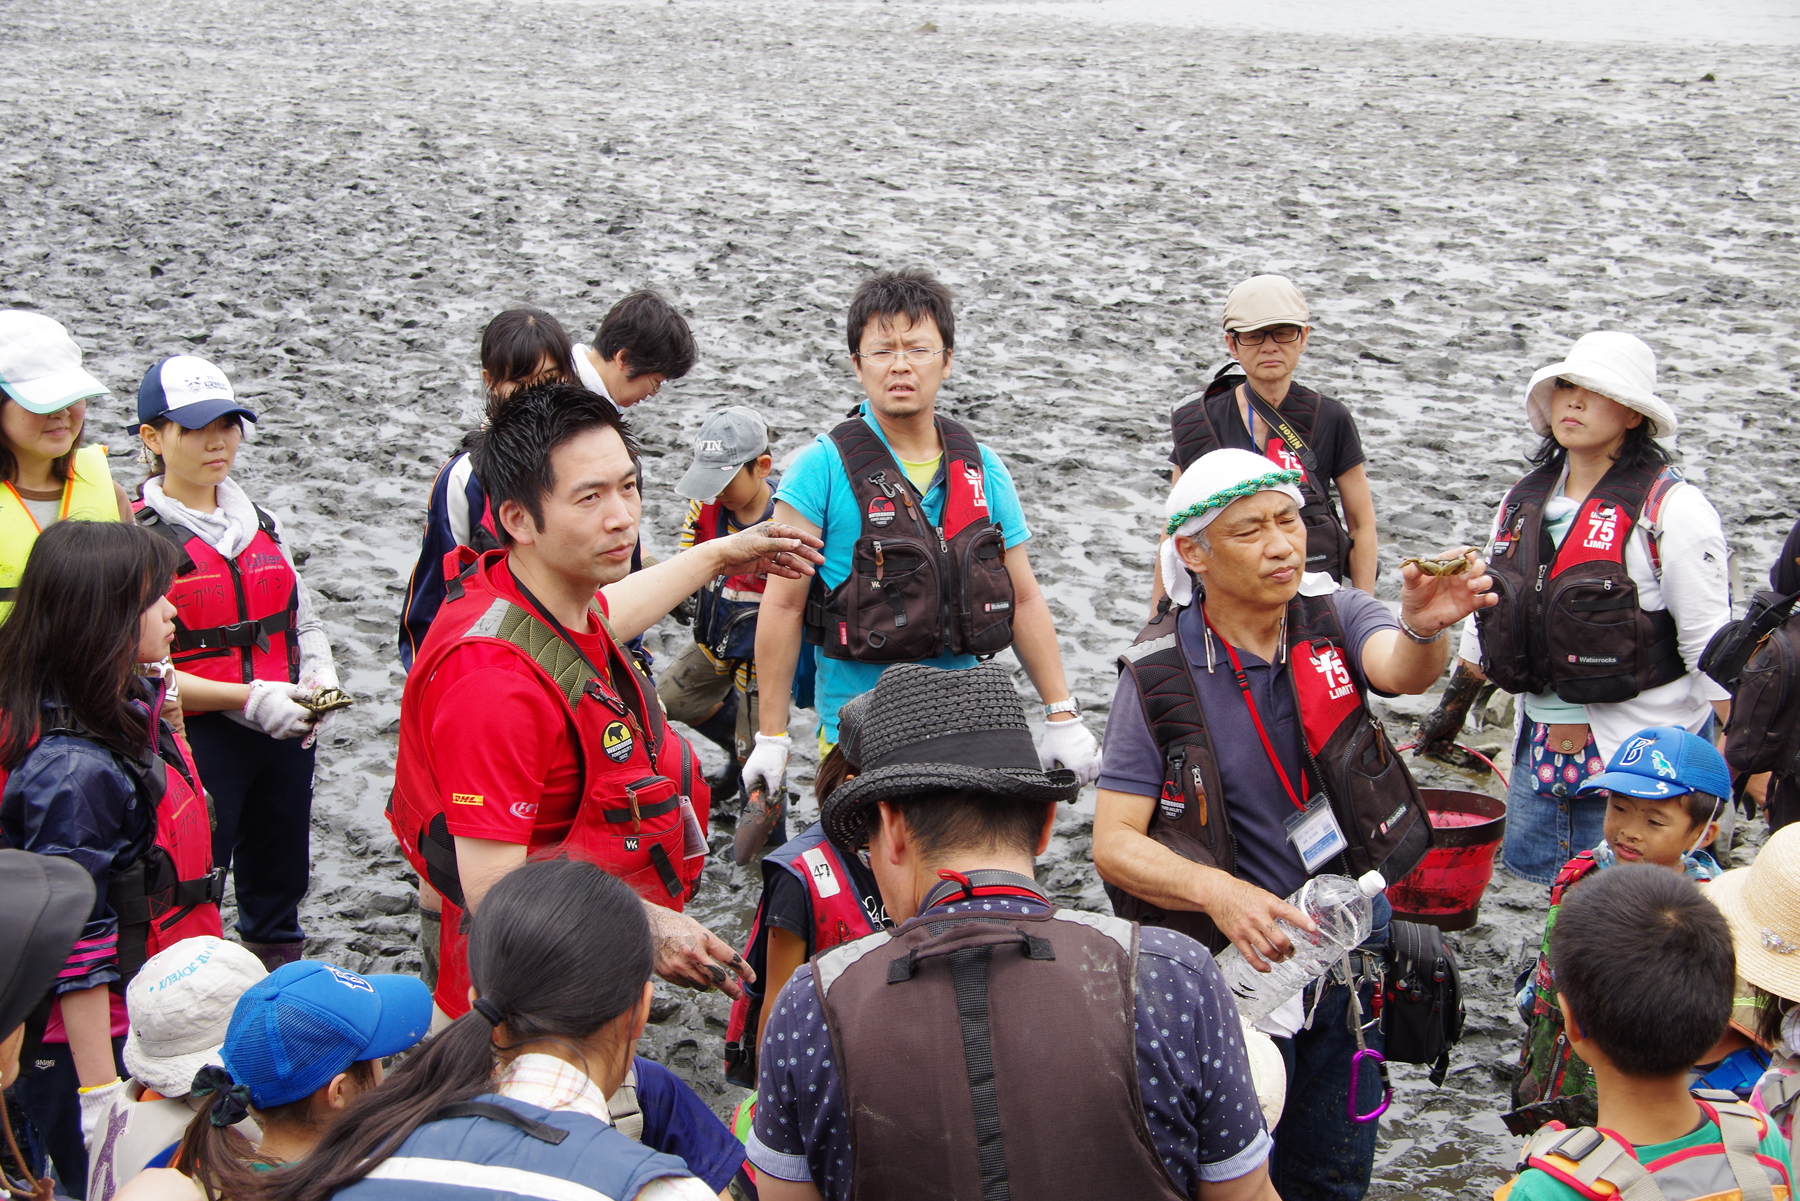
{"left": 122, "top": 937, "right": 267, "bottom": 1097}
{"left": 1525, "top": 331, "right": 1677, "bottom": 441}
{"left": 0, "top": 311, "right": 110, "bottom": 415}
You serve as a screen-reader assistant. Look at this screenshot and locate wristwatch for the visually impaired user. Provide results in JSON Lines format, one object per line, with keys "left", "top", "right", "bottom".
{"left": 1044, "top": 696, "right": 1082, "bottom": 717}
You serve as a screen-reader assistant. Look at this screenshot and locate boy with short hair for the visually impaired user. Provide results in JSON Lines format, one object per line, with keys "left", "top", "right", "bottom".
{"left": 1496, "top": 863, "right": 1790, "bottom": 1200}
{"left": 657, "top": 406, "right": 777, "bottom": 812}
{"left": 1508, "top": 727, "right": 1729, "bottom": 1135}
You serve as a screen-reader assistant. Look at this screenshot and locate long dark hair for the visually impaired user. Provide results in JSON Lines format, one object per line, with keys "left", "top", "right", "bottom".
{"left": 175, "top": 1061, "right": 378, "bottom": 1201}
{"left": 0, "top": 394, "right": 84, "bottom": 485}
{"left": 1528, "top": 381, "right": 1672, "bottom": 476}
{"left": 0, "top": 521, "right": 180, "bottom": 767}
{"left": 260, "top": 860, "right": 654, "bottom": 1201}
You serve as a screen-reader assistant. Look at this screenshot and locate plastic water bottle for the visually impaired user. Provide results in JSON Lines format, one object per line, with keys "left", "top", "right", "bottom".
{"left": 1213, "top": 871, "right": 1386, "bottom": 1025}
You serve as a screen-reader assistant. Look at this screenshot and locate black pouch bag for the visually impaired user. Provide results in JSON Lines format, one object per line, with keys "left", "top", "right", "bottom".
{"left": 1700, "top": 588, "right": 1800, "bottom": 694}
{"left": 1381, "top": 919, "right": 1464, "bottom": 1086}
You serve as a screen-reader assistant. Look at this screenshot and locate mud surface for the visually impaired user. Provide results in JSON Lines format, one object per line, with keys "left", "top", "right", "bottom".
{"left": 3, "top": 0, "right": 1796, "bottom": 1193}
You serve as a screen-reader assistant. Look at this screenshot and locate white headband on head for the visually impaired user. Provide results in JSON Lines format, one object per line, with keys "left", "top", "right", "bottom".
{"left": 1160, "top": 448, "right": 1304, "bottom": 608}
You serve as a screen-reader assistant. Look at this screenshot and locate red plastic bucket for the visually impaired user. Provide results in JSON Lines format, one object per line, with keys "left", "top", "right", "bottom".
{"left": 1385, "top": 788, "right": 1506, "bottom": 932}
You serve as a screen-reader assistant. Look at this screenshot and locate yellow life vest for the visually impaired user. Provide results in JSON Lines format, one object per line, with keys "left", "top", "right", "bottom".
{"left": 0, "top": 444, "right": 119, "bottom": 621}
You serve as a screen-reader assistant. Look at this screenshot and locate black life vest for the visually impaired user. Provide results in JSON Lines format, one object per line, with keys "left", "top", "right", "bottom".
{"left": 1475, "top": 461, "right": 1685, "bottom": 704}
{"left": 814, "top": 899, "right": 1188, "bottom": 1201}
{"left": 1169, "top": 368, "right": 1352, "bottom": 581}
{"left": 691, "top": 480, "right": 777, "bottom": 663}
{"left": 804, "top": 415, "right": 1014, "bottom": 662}
{"left": 1110, "top": 592, "right": 1429, "bottom": 951}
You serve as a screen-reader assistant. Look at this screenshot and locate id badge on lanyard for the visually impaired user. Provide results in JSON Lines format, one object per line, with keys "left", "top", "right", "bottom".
{"left": 1283, "top": 792, "right": 1348, "bottom": 874}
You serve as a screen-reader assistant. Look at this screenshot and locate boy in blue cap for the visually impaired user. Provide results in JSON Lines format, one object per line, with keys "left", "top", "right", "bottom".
{"left": 1505, "top": 727, "right": 1730, "bottom": 1136}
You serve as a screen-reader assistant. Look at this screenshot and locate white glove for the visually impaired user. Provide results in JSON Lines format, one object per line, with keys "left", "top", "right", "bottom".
{"left": 297, "top": 628, "right": 339, "bottom": 692}
{"left": 302, "top": 709, "right": 337, "bottom": 750}
{"left": 1038, "top": 717, "right": 1101, "bottom": 786}
{"left": 243, "top": 680, "right": 316, "bottom": 741}
{"left": 79, "top": 1077, "right": 126, "bottom": 1148}
{"left": 742, "top": 732, "right": 792, "bottom": 798}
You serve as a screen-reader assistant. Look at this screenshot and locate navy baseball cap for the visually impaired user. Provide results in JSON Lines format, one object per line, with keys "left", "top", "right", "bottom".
{"left": 137, "top": 355, "right": 259, "bottom": 430}
{"left": 220, "top": 961, "right": 431, "bottom": 1109}
{"left": 1576, "top": 726, "right": 1731, "bottom": 802}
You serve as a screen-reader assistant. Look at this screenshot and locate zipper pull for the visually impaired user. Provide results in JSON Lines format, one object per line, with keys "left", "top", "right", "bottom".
{"left": 1535, "top": 564, "right": 1548, "bottom": 593}
{"left": 627, "top": 785, "right": 643, "bottom": 833}
{"left": 1370, "top": 713, "right": 1388, "bottom": 765}
{"left": 874, "top": 541, "right": 885, "bottom": 585}
{"left": 1603, "top": 578, "right": 1613, "bottom": 591}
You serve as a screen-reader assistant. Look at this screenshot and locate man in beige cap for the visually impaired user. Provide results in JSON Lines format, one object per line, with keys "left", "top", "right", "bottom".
{"left": 1166, "top": 275, "right": 1377, "bottom": 594}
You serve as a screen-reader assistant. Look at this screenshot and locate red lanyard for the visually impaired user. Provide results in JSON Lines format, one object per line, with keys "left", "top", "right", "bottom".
{"left": 1203, "top": 612, "right": 1307, "bottom": 812}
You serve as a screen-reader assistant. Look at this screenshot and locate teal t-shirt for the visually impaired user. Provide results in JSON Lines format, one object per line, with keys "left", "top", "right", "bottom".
{"left": 1502, "top": 1112, "right": 1791, "bottom": 1201}
{"left": 775, "top": 407, "right": 1031, "bottom": 742}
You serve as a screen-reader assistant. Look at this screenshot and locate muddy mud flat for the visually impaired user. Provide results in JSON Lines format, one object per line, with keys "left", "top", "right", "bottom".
{"left": 3, "top": 0, "right": 1795, "bottom": 1193}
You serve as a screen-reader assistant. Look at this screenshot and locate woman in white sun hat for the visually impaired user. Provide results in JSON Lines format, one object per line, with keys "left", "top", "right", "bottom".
{"left": 0, "top": 311, "right": 132, "bottom": 623}
{"left": 80, "top": 937, "right": 266, "bottom": 1200}
{"left": 1418, "top": 330, "right": 1733, "bottom": 884}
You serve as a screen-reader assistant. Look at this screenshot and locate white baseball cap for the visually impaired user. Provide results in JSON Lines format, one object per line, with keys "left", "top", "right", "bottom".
{"left": 136, "top": 355, "right": 259, "bottom": 430}
{"left": 122, "top": 936, "right": 267, "bottom": 1098}
{"left": 0, "top": 311, "right": 111, "bottom": 415}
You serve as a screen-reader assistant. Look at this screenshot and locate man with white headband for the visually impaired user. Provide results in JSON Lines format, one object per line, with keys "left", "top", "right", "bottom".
{"left": 1093, "top": 448, "right": 1495, "bottom": 1201}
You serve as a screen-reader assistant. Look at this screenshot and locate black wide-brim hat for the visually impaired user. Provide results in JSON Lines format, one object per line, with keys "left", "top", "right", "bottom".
{"left": 820, "top": 662, "right": 1081, "bottom": 850}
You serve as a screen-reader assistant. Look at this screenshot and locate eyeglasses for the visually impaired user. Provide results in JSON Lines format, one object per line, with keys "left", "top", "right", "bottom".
{"left": 853, "top": 348, "right": 947, "bottom": 365}
{"left": 1231, "top": 326, "right": 1305, "bottom": 346}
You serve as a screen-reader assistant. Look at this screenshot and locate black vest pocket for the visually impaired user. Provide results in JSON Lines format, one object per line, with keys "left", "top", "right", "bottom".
{"left": 824, "top": 537, "right": 942, "bottom": 663}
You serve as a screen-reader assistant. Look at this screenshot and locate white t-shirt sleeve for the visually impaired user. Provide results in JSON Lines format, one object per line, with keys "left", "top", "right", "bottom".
{"left": 1650, "top": 483, "right": 1732, "bottom": 703}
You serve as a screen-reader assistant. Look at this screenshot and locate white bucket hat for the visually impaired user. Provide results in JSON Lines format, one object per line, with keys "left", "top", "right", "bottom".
{"left": 1525, "top": 331, "right": 1677, "bottom": 441}
{"left": 122, "top": 936, "right": 267, "bottom": 1097}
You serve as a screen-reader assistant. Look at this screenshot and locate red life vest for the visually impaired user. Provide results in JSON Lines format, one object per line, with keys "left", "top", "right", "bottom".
{"left": 692, "top": 492, "right": 776, "bottom": 663}
{"left": 389, "top": 551, "right": 709, "bottom": 1016}
{"left": 723, "top": 826, "right": 879, "bottom": 1087}
{"left": 1, "top": 701, "right": 225, "bottom": 983}
{"left": 133, "top": 503, "right": 299, "bottom": 700}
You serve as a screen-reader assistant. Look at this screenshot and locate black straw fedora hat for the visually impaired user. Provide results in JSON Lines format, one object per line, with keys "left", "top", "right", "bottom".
{"left": 821, "top": 663, "right": 1080, "bottom": 849}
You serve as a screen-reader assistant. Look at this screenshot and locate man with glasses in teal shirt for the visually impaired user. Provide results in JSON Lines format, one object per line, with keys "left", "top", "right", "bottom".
{"left": 743, "top": 269, "right": 1100, "bottom": 798}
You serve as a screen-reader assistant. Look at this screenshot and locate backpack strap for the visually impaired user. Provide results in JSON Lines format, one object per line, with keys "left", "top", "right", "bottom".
{"left": 1518, "top": 1125, "right": 1667, "bottom": 1201}
{"left": 1695, "top": 1092, "right": 1778, "bottom": 1201}
{"left": 1756, "top": 1069, "right": 1800, "bottom": 1119}
{"left": 1640, "top": 467, "right": 1685, "bottom": 581}
{"left": 608, "top": 1064, "right": 644, "bottom": 1142}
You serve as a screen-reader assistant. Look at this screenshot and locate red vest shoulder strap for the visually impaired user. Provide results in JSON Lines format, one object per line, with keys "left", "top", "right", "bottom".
{"left": 1549, "top": 852, "right": 1600, "bottom": 906}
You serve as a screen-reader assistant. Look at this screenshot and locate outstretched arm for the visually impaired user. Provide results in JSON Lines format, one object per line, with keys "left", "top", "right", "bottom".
{"left": 603, "top": 521, "right": 822, "bottom": 641}
{"left": 1361, "top": 549, "right": 1497, "bottom": 696}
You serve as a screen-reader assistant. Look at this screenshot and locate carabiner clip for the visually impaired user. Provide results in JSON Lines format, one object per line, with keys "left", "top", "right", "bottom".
{"left": 1347, "top": 1047, "right": 1391, "bottom": 1124}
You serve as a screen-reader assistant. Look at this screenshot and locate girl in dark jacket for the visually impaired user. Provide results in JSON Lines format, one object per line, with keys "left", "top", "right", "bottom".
{"left": 0, "top": 520, "right": 223, "bottom": 1195}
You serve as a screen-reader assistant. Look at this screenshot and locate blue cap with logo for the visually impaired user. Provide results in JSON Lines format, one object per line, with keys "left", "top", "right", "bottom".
{"left": 220, "top": 961, "right": 432, "bottom": 1109}
{"left": 137, "top": 355, "right": 259, "bottom": 430}
{"left": 1576, "top": 726, "right": 1731, "bottom": 802}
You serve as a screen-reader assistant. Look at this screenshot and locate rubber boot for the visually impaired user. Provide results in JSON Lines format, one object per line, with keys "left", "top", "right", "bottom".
{"left": 243, "top": 939, "right": 305, "bottom": 973}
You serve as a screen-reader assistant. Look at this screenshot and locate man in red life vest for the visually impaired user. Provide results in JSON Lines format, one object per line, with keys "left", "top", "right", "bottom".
{"left": 391, "top": 383, "right": 822, "bottom": 1019}
{"left": 1093, "top": 448, "right": 1496, "bottom": 1201}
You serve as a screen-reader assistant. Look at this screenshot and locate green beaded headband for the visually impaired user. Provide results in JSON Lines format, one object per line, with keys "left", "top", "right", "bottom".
{"left": 1164, "top": 469, "right": 1303, "bottom": 537}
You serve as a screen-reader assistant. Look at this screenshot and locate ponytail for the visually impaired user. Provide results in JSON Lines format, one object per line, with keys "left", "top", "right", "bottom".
{"left": 173, "top": 1065, "right": 273, "bottom": 1201}
{"left": 259, "top": 860, "right": 654, "bottom": 1201}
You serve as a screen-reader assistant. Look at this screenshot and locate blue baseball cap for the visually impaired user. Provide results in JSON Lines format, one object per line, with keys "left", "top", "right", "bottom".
{"left": 136, "top": 355, "right": 259, "bottom": 430}
{"left": 1576, "top": 726, "right": 1731, "bottom": 802}
{"left": 220, "top": 961, "right": 431, "bottom": 1109}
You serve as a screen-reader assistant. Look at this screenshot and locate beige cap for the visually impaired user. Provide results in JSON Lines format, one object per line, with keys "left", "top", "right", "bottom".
{"left": 1222, "top": 275, "right": 1310, "bottom": 332}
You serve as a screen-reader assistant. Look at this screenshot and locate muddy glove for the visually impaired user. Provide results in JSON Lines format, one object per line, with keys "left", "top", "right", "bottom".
{"left": 742, "top": 732, "right": 791, "bottom": 799}
{"left": 1038, "top": 717, "right": 1102, "bottom": 786}
{"left": 243, "top": 680, "right": 316, "bottom": 741}
{"left": 1415, "top": 660, "right": 1484, "bottom": 757}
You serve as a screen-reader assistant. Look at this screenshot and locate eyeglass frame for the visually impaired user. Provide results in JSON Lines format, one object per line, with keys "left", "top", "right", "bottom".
{"left": 1228, "top": 325, "right": 1307, "bottom": 347}
{"left": 851, "top": 347, "right": 949, "bottom": 365}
